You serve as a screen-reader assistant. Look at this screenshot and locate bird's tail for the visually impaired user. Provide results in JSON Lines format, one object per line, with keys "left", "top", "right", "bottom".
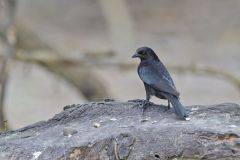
{"left": 164, "top": 93, "right": 189, "bottom": 120}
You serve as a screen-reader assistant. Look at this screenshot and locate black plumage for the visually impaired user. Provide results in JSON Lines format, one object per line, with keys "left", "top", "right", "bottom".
{"left": 132, "top": 47, "right": 189, "bottom": 120}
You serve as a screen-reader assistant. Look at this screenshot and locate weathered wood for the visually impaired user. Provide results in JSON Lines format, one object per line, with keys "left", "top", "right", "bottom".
{"left": 0, "top": 100, "right": 240, "bottom": 159}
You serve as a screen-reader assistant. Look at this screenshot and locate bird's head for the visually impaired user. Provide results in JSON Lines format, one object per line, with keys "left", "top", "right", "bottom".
{"left": 132, "top": 47, "right": 159, "bottom": 61}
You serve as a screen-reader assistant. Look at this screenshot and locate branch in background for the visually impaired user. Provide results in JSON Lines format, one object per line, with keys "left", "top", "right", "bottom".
{"left": 42, "top": 64, "right": 110, "bottom": 101}
{"left": 4, "top": 52, "right": 240, "bottom": 94}
{"left": 0, "top": 0, "right": 17, "bottom": 130}
{"left": 2, "top": 25, "right": 113, "bottom": 104}
{"left": 169, "top": 65, "right": 240, "bottom": 91}
{"left": 13, "top": 52, "right": 111, "bottom": 101}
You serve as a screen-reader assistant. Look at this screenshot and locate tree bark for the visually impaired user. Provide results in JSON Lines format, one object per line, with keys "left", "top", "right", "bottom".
{"left": 0, "top": 100, "right": 240, "bottom": 159}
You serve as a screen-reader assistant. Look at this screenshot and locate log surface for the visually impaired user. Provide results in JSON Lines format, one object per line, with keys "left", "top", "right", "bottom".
{"left": 0, "top": 100, "right": 240, "bottom": 160}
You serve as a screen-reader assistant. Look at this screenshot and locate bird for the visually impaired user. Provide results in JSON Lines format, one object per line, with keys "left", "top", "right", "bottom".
{"left": 132, "top": 47, "right": 189, "bottom": 120}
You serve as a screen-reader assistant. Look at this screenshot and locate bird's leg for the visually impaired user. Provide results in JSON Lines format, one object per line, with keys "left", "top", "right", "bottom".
{"left": 167, "top": 100, "right": 171, "bottom": 110}
{"left": 163, "top": 100, "right": 171, "bottom": 112}
{"left": 141, "top": 100, "right": 148, "bottom": 116}
{"left": 142, "top": 95, "right": 151, "bottom": 115}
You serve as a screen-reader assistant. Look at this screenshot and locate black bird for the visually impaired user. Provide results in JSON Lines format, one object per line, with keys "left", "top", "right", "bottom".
{"left": 132, "top": 47, "right": 189, "bottom": 120}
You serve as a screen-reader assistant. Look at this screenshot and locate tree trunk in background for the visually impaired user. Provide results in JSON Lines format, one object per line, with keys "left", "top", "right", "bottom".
{"left": 0, "top": 0, "right": 17, "bottom": 129}
{"left": 99, "top": 0, "right": 135, "bottom": 61}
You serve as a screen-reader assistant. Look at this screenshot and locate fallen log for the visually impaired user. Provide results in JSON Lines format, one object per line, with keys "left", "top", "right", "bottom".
{"left": 0, "top": 100, "right": 240, "bottom": 159}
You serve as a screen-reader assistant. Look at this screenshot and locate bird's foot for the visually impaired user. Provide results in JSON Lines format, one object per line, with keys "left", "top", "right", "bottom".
{"left": 164, "top": 107, "right": 170, "bottom": 112}
{"left": 131, "top": 100, "right": 152, "bottom": 116}
{"left": 167, "top": 104, "right": 171, "bottom": 110}
{"left": 141, "top": 100, "right": 152, "bottom": 116}
{"left": 163, "top": 103, "right": 171, "bottom": 112}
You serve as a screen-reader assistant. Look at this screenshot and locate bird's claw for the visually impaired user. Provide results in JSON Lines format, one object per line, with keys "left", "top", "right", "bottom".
{"left": 163, "top": 104, "right": 171, "bottom": 112}
{"left": 162, "top": 102, "right": 171, "bottom": 112}
{"left": 131, "top": 100, "right": 152, "bottom": 116}
{"left": 141, "top": 100, "right": 152, "bottom": 116}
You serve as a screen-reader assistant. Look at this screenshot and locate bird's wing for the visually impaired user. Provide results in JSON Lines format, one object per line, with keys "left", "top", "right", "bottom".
{"left": 138, "top": 62, "right": 179, "bottom": 96}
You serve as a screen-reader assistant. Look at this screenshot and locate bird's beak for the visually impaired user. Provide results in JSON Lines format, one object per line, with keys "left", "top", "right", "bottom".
{"left": 132, "top": 52, "right": 139, "bottom": 58}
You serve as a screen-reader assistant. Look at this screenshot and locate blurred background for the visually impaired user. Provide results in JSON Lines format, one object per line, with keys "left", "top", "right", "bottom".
{"left": 0, "top": 0, "right": 240, "bottom": 129}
